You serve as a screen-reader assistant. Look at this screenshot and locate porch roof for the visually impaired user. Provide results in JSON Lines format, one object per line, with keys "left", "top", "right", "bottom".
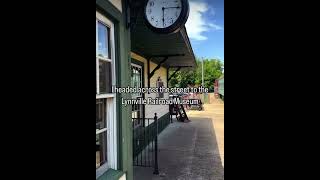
{"left": 131, "top": 11, "right": 196, "bottom": 69}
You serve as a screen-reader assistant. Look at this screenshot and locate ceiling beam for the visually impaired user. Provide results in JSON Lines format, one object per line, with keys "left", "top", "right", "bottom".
{"left": 149, "top": 54, "right": 185, "bottom": 58}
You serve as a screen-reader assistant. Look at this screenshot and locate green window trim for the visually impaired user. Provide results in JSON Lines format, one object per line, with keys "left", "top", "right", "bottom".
{"left": 97, "top": 169, "right": 125, "bottom": 180}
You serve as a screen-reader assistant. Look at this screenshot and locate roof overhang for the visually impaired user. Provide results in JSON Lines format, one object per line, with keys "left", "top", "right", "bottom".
{"left": 130, "top": 5, "right": 196, "bottom": 69}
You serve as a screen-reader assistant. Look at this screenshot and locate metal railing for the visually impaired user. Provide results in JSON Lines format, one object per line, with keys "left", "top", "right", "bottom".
{"left": 132, "top": 116, "right": 156, "bottom": 167}
{"left": 132, "top": 113, "right": 170, "bottom": 174}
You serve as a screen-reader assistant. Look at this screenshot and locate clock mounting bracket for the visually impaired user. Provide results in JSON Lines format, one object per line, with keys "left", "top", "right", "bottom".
{"left": 125, "top": 0, "right": 146, "bottom": 30}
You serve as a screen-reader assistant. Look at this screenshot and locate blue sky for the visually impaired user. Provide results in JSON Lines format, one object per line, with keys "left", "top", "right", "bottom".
{"left": 185, "top": 0, "right": 224, "bottom": 62}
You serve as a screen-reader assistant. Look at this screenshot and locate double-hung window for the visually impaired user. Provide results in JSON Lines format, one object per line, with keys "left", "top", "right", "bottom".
{"left": 96, "top": 11, "right": 117, "bottom": 174}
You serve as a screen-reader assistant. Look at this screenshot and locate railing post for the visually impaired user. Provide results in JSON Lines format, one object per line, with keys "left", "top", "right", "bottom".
{"left": 153, "top": 113, "right": 159, "bottom": 175}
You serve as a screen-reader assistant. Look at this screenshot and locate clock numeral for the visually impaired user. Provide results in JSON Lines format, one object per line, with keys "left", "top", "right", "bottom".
{"left": 148, "top": 9, "right": 152, "bottom": 14}
{"left": 151, "top": 16, "right": 154, "bottom": 21}
{"left": 149, "top": 1, "right": 154, "bottom": 7}
{"left": 175, "top": 12, "right": 179, "bottom": 17}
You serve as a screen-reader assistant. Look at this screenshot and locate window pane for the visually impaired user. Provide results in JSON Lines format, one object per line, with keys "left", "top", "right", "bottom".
{"left": 131, "top": 65, "right": 142, "bottom": 97}
{"left": 99, "top": 60, "right": 112, "bottom": 93}
{"left": 96, "top": 132, "right": 107, "bottom": 169}
{"left": 96, "top": 99, "right": 108, "bottom": 169}
{"left": 98, "top": 22, "right": 110, "bottom": 59}
{"left": 131, "top": 64, "right": 143, "bottom": 128}
{"left": 131, "top": 97, "right": 143, "bottom": 128}
{"left": 96, "top": 99, "right": 107, "bottom": 129}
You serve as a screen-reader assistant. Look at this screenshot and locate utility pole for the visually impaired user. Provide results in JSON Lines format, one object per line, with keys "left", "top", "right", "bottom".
{"left": 202, "top": 57, "right": 204, "bottom": 87}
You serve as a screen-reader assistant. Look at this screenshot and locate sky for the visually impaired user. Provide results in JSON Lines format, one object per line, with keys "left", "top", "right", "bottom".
{"left": 185, "top": 0, "right": 224, "bottom": 62}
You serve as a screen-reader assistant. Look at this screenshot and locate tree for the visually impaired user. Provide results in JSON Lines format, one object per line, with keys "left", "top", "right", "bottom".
{"left": 169, "top": 58, "right": 223, "bottom": 92}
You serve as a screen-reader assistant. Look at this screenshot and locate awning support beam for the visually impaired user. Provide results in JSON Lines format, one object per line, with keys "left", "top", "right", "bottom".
{"left": 168, "top": 67, "right": 181, "bottom": 82}
{"left": 147, "top": 58, "right": 150, "bottom": 89}
{"left": 149, "top": 57, "right": 169, "bottom": 78}
{"left": 147, "top": 57, "right": 169, "bottom": 90}
{"left": 147, "top": 54, "right": 186, "bottom": 90}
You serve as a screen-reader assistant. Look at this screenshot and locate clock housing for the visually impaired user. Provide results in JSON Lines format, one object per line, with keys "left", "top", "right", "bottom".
{"left": 144, "top": 0, "right": 189, "bottom": 34}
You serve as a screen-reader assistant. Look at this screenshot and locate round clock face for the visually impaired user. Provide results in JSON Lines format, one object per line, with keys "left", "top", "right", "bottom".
{"left": 144, "top": 0, "right": 189, "bottom": 34}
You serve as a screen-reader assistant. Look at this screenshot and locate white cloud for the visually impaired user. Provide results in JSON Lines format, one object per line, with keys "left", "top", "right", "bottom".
{"left": 208, "top": 23, "right": 223, "bottom": 30}
{"left": 185, "top": 1, "right": 223, "bottom": 41}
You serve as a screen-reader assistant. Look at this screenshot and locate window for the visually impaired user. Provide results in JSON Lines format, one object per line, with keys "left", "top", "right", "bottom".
{"left": 131, "top": 64, "right": 144, "bottom": 128}
{"left": 131, "top": 65, "right": 142, "bottom": 97}
{"left": 97, "top": 20, "right": 113, "bottom": 94}
{"left": 97, "top": 22, "right": 110, "bottom": 59}
{"left": 96, "top": 11, "right": 117, "bottom": 173}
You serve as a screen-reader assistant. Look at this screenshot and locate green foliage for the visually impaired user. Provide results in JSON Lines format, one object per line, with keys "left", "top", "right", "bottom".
{"left": 169, "top": 58, "right": 223, "bottom": 91}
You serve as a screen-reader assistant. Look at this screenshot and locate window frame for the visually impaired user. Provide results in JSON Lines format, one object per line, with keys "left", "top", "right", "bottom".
{"left": 96, "top": 11, "right": 117, "bottom": 177}
{"left": 131, "top": 63, "right": 144, "bottom": 128}
{"left": 131, "top": 63, "right": 143, "bottom": 98}
{"left": 96, "top": 11, "right": 116, "bottom": 97}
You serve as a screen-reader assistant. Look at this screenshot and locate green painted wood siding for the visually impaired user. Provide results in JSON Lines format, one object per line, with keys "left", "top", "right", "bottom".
{"left": 96, "top": 0, "right": 133, "bottom": 180}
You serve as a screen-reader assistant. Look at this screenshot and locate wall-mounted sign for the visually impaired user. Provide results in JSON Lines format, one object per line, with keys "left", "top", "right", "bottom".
{"left": 144, "top": 0, "right": 189, "bottom": 34}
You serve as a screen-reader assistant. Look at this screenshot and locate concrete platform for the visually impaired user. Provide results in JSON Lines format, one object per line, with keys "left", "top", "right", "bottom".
{"left": 133, "top": 100, "right": 224, "bottom": 180}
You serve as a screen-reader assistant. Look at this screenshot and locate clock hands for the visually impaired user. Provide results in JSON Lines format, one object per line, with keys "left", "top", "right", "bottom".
{"left": 161, "top": 6, "right": 181, "bottom": 27}
{"left": 163, "top": 6, "right": 181, "bottom": 9}
{"left": 162, "top": 7, "right": 165, "bottom": 27}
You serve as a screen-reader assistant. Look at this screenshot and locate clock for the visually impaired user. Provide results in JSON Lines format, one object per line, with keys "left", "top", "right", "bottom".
{"left": 144, "top": 0, "right": 189, "bottom": 34}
